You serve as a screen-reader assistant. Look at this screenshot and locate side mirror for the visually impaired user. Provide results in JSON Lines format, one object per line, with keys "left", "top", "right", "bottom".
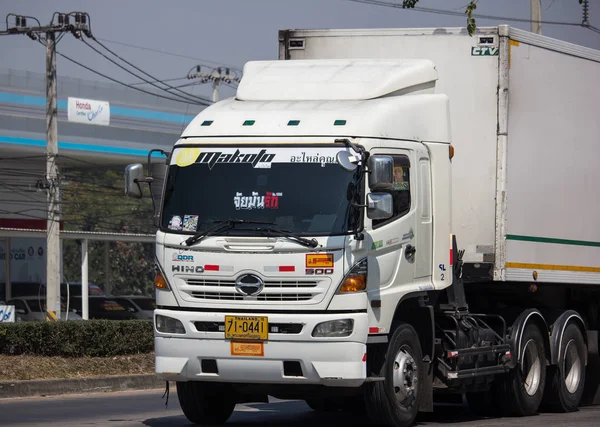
{"left": 368, "top": 155, "right": 394, "bottom": 191}
{"left": 125, "top": 163, "right": 144, "bottom": 199}
{"left": 367, "top": 193, "right": 393, "bottom": 220}
{"left": 16, "top": 308, "right": 27, "bottom": 315}
{"left": 336, "top": 150, "right": 361, "bottom": 172}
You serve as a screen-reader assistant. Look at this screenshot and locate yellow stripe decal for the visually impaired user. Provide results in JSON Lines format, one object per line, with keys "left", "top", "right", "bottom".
{"left": 46, "top": 311, "right": 57, "bottom": 321}
{"left": 506, "top": 262, "right": 600, "bottom": 273}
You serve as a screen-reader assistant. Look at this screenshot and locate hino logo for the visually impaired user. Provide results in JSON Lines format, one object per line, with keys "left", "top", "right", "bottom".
{"left": 235, "top": 274, "right": 264, "bottom": 296}
{"left": 172, "top": 265, "right": 204, "bottom": 273}
{"left": 197, "top": 149, "right": 275, "bottom": 170}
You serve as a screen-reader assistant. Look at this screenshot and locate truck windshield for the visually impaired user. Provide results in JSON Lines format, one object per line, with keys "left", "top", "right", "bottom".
{"left": 161, "top": 145, "right": 360, "bottom": 236}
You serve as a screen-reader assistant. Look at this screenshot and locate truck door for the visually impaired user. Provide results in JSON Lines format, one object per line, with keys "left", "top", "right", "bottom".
{"left": 367, "top": 147, "right": 418, "bottom": 290}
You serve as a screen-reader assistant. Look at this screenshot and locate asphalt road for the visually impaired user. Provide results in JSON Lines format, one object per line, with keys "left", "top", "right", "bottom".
{"left": 1, "top": 389, "right": 599, "bottom": 427}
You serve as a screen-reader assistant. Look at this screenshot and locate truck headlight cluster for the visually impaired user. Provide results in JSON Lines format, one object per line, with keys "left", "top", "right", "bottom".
{"left": 312, "top": 319, "right": 354, "bottom": 337}
{"left": 155, "top": 314, "right": 185, "bottom": 334}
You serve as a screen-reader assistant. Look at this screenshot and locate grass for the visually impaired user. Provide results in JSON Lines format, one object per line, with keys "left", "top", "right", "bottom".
{"left": 0, "top": 353, "right": 154, "bottom": 381}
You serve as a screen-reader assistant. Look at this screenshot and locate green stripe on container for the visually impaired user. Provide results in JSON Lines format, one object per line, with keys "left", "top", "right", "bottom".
{"left": 506, "top": 234, "right": 600, "bottom": 248}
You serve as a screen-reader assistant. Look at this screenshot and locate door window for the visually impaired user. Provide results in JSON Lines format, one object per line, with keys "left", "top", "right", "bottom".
{"left": 372, "top": 155, "right": 411, "bottom": 229}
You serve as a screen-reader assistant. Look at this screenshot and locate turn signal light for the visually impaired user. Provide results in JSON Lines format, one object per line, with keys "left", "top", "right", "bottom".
{"left": 155, "top": 271, "right": 170, "bottom": 290}
{"left": 338, "top": 259, "right": 368, "bottom": 293}
{"left": 340, "top": 275, "right": 366, "bottom": 293}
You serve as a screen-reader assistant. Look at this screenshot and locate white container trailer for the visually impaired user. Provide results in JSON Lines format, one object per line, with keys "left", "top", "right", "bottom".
{"left": 126, "top": 25, "right": 600, "bottom": 427}
{"left": 279, "top": 26, "right": 600, "bottom": 286}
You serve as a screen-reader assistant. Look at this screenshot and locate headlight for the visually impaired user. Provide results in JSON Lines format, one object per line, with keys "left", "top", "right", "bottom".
{"left": 312, "top": 319, "right": 354, "bottom": 337}
{"left": 338, "top": 258, "right": 367, "bottom": 293}
{"left": 155, "top": 314, "right": 185, "bottom": 334}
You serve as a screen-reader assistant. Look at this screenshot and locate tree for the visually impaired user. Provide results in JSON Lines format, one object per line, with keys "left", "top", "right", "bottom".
{"left": 401, "top": 1, "right": 584, "bottom": 36}
{"left": 60, "top": 167, "right": 156, "bottom": 296}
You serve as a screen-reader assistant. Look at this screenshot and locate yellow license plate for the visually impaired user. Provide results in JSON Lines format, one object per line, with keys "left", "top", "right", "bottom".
{"left": 225, "top": 316, "right": 268, "bottom": 340}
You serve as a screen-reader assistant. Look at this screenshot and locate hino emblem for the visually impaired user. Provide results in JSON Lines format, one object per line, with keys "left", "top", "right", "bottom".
{"left": 235, "top": 274, "right": 264, "bottom": 296}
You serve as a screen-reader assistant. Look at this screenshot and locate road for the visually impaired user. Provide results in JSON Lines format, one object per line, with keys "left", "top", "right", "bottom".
{"left": 1, "top": 389, "right": 599, "bottom": 427}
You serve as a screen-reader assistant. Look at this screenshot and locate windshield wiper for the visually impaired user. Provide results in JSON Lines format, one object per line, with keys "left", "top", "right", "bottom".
{"left": 248, "top": 227, "right": 319, "bottom": 248}
{"left": 184, "top": 219, "right": 275, "bottom": 246}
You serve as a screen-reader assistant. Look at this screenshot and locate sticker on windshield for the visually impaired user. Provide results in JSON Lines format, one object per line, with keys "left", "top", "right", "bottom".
{"left": 175, "top": 147, "right": 201, "bottom": 167}
{"left": 168, "top": 215, "right": 183, "bottom": 230}
{"left": 290, "top": 153, "right": 336, "bottom": 167}
{"left": 234, "top": 191, "right": 282, "bottom": 210}
{"left": 183, "top": 215, "right": 198, "bottom": 232}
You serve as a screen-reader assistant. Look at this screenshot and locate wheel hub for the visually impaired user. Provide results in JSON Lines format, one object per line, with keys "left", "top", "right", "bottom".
{"left": 393, "top": 347, "right": 417, "bottom": 403}
{"left": 563, "top": 339, "right": 582, "bottom": 394}
{"left": 522, "top": 338, "right": 542, "bottom": 396}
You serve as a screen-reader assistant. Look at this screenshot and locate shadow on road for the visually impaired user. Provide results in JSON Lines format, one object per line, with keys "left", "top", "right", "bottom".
{"left": 141, "top": 400, "right": 514, "bottom": 427}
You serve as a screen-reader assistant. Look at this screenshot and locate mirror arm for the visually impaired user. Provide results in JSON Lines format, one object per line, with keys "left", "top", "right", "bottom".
{"left": 147, "top": 149, "right": 169, "bottom": 177}
{"left": 335, "top": 138, "right": 370, "bottom": 163}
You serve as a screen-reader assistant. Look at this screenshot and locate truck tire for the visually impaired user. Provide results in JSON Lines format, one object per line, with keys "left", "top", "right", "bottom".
{"left": 543, "top": 323, "right": 586, "bottom": 412}
{"left": 365, "top": 323, "right": 423, "bottom": 427}
{"left": 502, "top": 323, "right": 547, "bottom": 416}
{"left": 176, "top": 381, "right": 236, "bottom": 425}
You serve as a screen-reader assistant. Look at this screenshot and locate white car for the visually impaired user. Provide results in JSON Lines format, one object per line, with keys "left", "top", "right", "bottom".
{"left": 8, "top": 296, "right": 82, "bottom": 322}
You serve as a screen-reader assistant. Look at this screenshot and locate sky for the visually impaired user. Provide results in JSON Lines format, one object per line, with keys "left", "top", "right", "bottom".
{"left": 0, "top": 0, "right": 598, "bottom": 102}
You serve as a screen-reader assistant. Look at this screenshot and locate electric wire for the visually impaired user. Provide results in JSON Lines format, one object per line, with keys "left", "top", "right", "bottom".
{"left": 81, "top": 37, "right": 212, "bottom": 105}
{"left": 35, "top": 38, "right": 208, "bottom": 106}
{"left": 344, "top": 0, "right": 584, "bottom": 27}
{"left": 95, "top": 37, "right": 243, "bottom": 72}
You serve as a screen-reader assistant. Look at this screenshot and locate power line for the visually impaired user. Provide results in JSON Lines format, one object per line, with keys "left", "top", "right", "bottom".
{"left": 129, "top": 76, "right": 188, "bottom": 86}
{"left": 83, "top": 36, "right": 213, "bottom": 104}
{"left": 48, "top": 43, "right": 210, "bottom": 106}
{"left": 95, "top": 37, "right": 243, "bottom": 72}
{"left": 344, "top": 0, "right": 583, "bottom": 27}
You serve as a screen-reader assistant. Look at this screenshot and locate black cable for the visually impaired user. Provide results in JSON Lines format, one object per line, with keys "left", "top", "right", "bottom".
{"left": 129, "top": 76, "right": 189, "bottom": 87}
{"left": 89, "top": 36, "right": 214, "bottom": 104}
{"left": 344, "top": 0, "right": 584, "bottom": 27}
{"left": 40, "top": 41, "right": 208, "bottom": 106}
{"left": 586, "top": 25, "right": 600, "bottom": 35}
{"left": 80, "top": 38, "right": 211, "bottom": 105}
{"left": 95, "top": 37, "right": 242, "bottom": 72}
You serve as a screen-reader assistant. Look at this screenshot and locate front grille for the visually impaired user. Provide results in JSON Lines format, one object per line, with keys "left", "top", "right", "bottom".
{"left": 190, "top": 291, "right": 313, "bottom": 301}
{"left": 182, "top": 278, "right": 323, "bottom": 303}
{"left": 186, "top": 279, "right": 318, "bottom": 288}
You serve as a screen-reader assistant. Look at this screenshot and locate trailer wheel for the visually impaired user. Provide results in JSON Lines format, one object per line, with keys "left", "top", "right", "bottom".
{"left": 544, "top": 323, "right": 586, "bottom": 412}
{"left": 176, "top": 381, "right": 236, "bottom": 425}
{"left": 365, "top": 323, "right": 423, "bottom": 427}
{"left": 503, "top": 323, "right": 547, "bottom": 416}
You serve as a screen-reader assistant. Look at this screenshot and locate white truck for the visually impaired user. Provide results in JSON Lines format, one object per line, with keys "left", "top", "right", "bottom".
{"left": 125, "top": 26, "right": 600, "bottom": 426}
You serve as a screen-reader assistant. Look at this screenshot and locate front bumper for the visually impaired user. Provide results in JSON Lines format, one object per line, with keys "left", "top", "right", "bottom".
{"left": 154, "top": 309, "right": 368, "bottom": 387}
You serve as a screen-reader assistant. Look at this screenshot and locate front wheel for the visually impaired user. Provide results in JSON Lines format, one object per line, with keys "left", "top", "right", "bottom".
{"left": 176, "top": 381, "right": 236, "bottom": 425}
{"left": 365, "top": 323, "right": 423, "bottom": 427}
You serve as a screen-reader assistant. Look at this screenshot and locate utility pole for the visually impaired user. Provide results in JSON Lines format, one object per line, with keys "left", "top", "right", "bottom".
{"left": 187, "top": 66, "right": 241, "bottom": 103}
{"left": 45, "top": 30, "right": 61, "bottom": 320}
{"left": 530, "top": 0, "right": 542, "bottom": 35}
{"left": 3, "top": 12, "right": 91, "bottom": 321}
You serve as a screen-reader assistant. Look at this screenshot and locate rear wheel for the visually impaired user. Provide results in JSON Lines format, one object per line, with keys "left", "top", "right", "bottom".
{"left": 176, "top": 381, "right": 236, "bottom": 425}
{"left": 543, "top": 323, "right": 586, "bottom": 412}
{"left": 501, "top": 323, "right": 547, "bottom": 416}
{"left": 365, "top": 323, "right": 423, "bottom": 427}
